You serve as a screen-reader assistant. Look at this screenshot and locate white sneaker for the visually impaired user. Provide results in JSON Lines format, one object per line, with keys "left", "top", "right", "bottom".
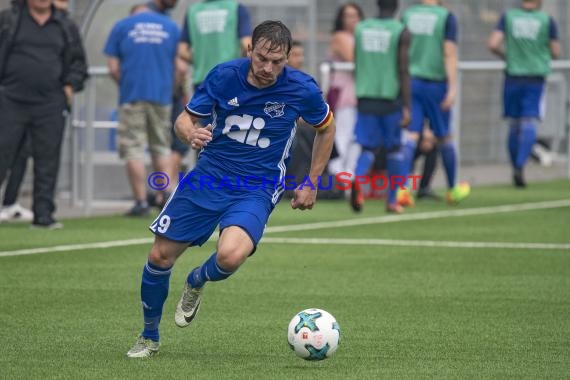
{"left": 175, "top": 281, "right": 203, "bottom": 328}
{"left": 0, "top": 203, "right": 34, "bottom": 223}
{"left": 126, "top": 336, "right": 159, "bottom": 358}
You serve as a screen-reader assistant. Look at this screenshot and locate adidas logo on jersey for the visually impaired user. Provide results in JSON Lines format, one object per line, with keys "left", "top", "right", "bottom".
{"left": 227, "top": 97, "right": 239, "bottom": 107}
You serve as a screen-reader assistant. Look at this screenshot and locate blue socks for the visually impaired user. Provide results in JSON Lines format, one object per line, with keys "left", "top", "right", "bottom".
{"left": 141, "top": 260, "right": 172, "bottom": 342}
{"left": 508, "top": 122, "right": 520, "bottom": 167}
{"left": 354, "top": 149, "right": 375, "bottom": 177}
{"left": 387, "top": 150, "right": 405, "bottom": 205}
{"left": 402, "top": 138, "right": 418, "bottom": 174}
{"left": 187, "top": 252, "right": 234, "bottom": 289}
{"left": 440, "top": 142, "right": 457, "bottom": 189}
{"left": 516, "top": 121, "right": 536, "bottom": 169}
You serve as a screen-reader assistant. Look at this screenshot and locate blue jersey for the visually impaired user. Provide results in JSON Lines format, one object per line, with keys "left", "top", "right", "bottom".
{"left": 103, "top": 11, "right": 180, "bottom": 105}
{"left": 186, "top": 58, "right": 331, "bottom": 204}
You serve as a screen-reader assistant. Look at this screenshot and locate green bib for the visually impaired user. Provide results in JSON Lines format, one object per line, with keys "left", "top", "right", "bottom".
{"left": 354, "top": 18, "right": 404, "bottom": 100}
{"left": 505, "top": 8, "right": 551, "bottom": 76}
{"left": 403, "top": 5, "right": 449, "bottom": 80}
{"left": 188, "top": 0, "right": 240, "bottom": 84}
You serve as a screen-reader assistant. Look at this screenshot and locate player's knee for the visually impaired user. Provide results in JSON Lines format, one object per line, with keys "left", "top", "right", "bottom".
{"left": 148, "top": 244, "right": 176, "bottom": 268}
{"left": 216, "top": 246, "right": 249, "bottom": 272}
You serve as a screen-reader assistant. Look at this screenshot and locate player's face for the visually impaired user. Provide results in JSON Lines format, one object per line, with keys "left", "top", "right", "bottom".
{"left": 287, "top": 46, "right": 305, "bottom": 70}
{"left": 248, "top": 39, "right": 288, "bottom": 88}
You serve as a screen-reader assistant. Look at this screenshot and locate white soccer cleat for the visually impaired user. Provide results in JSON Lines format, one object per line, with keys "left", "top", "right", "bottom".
{"left": 126, "top": 336, "right": 159, "bottom": 358}
{"left": 175, "top": 281, "right": 203, "bottom": 328}
{"left": 0, "top": 203, "right": 33, "bottom": 223}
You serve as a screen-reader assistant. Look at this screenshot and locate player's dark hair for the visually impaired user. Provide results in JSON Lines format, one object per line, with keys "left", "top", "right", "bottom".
{"left": 377, "top": 0, "right": 398, "bottom": 12}
{"left": 252, "top": 20, "right": 292, "bottom": 55}
{"left": 292, "top": 40, "right": 303, "bottom": 48}
{"left": 332, "top": 2, "right": 365, "bottom": 32}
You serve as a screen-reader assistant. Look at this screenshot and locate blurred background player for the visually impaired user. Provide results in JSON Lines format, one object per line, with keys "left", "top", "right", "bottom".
{"left": 104, "top": 4, "right": 180, "bottom": 217}
{"left": 402, "top": 0, "right": 470, "bottom": 205}
{"left": 351, "top": 0, "right": 411, "bottom": 214}
{"left": 169, "top": 0, "right": 252, "bottom": 187}
{"left": 326, "top": 2, "right": 364, "bottom": 176}
{"left": 0, "top": 0, "right": 88, "bottom": 228}
{"left": 487, "top": 0, "right": 560, "bottom": 188}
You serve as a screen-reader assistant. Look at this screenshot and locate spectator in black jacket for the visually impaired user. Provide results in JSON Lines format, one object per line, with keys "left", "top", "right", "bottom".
{"left": 0, "top": 0, "right": 88, "bottom": 229}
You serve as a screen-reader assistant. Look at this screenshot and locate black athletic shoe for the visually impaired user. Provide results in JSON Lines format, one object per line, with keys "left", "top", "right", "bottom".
{"left": 125, "top": 203, "right": 150, "bottom": 217}
{"left": 31, "top": 216, "right": 63, "bottom": 230}
{"left": 513, "top": 168, "right": 526, "bottom": 188}
{"left": 350, "top": 181, "right": 363, "bottom": 213}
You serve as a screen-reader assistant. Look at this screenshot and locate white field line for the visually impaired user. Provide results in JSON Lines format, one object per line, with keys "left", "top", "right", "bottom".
{"left": 1, "top": 199, "right": 569, "bottom": 258}
{"left": 264, "top": 199, "right": 570, "bottom": 233}
{"left": 261, "top": 237, "right": 570, "bottom": 251}
{"left": 0, "top": 238, "right": 153, "bottom": 258}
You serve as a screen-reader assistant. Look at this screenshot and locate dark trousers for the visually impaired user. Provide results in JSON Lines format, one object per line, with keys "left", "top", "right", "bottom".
{"left": 2, "top": 131, "right": 31, "bottom": 206}
{"left": 0, "top": 94, "right": 66, "bottom": 219}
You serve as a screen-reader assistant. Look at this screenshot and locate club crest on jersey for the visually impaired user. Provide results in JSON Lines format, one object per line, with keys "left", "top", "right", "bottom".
{"left": 264, "top": 102, "right": 285, "bottom": 118}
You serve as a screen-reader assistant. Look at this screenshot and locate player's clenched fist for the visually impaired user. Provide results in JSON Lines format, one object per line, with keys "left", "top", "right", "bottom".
{"left": 174, "top": 111, "right": 213, "bottom": 149}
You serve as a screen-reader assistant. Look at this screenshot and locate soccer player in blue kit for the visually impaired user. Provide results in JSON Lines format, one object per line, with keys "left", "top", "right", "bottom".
{"left": 126, "top": 20, "right": 336, "bottom": 358}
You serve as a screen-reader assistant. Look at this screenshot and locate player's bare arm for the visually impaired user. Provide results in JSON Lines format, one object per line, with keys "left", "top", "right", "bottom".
{"left": 107, "top": 56, "right": 121, "bottom": 83}
{"left": 550, "top": 40, "right": 561, "bottom": 59}
{"left": 174, "top": 111, "right": 212, "bottom": 149}
{"left": 487, "top": 30, "right": 505, "bottom": 60}
{"left": 291, "top": 118, "right": 336, "bottom": 210}
{"left": 398, "top": 28, "right": 412, "bottom": 127}
{"left": 441, "top": 40, "right": 458, "bottom": 111}
{"left": 177, "top": 42, "right": 193, "bottom": 64}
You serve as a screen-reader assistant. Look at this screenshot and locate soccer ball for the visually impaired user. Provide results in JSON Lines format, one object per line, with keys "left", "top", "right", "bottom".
{"left": 287, "top": 308, "right": 340, "bottom": 360}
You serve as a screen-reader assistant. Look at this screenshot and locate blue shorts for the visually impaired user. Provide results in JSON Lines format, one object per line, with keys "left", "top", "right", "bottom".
{"left": 503, "top": 77, "right": 545, "bottom": 119}
{"left": 409, "top": 78, "right": 450, "bottom": 138}
{"left": 149, "top": 173, "right": 273, "bottom": 247}
{"left": 354, "top": 110, "right": 402, "bottom": 150}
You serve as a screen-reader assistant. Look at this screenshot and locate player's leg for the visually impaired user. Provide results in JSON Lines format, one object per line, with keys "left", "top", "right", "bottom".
{"left": 398, "top": 80, "right": 425, "bottom": 208}
{"left": 176, "top": 197, "right": 271, "bottom": 327}
{"left": 119, "top": 103, "right": 150, "bottom": 216}
{"left": 128, "top": 180, "right": 220, "bottom": 356}
{"left": 29, "top": 100, "right": 67, "bottom": 227}
{"left": 423, "top": 81, "right": 469, "bottom": 204}
{"left": 0, "top": 97, "right": 28, "bottom": 222}
{"left": 507, "top": 119, "right": 521, "bottom": 169}
{"left": 414, "top": 128, "right": 440, "bottom": 199}
{"left": 513, "top": 82, "right": 544, "bottom": 187}
{"left": 1, "top": 132, "right": 33, "bottom": 222}
{"left": 148, "top": 103, "right": 174, "bottom": 202}
{"left": 402, "top": 79, "right": 425, "bottom": 173}
{"left": 351, "top": 113, "right": 382, "bottom": 212}
{"left": 127, "top": 235, "right": 188, "bottom": 358}
{"left": 382, "top": 110, "right": 406, "bottom": 213}
{"left": 503, "top": 78, "right": 522, "bottom": 183}
{"left": 175, "top": 227, "right": 249, "bottom": 328}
